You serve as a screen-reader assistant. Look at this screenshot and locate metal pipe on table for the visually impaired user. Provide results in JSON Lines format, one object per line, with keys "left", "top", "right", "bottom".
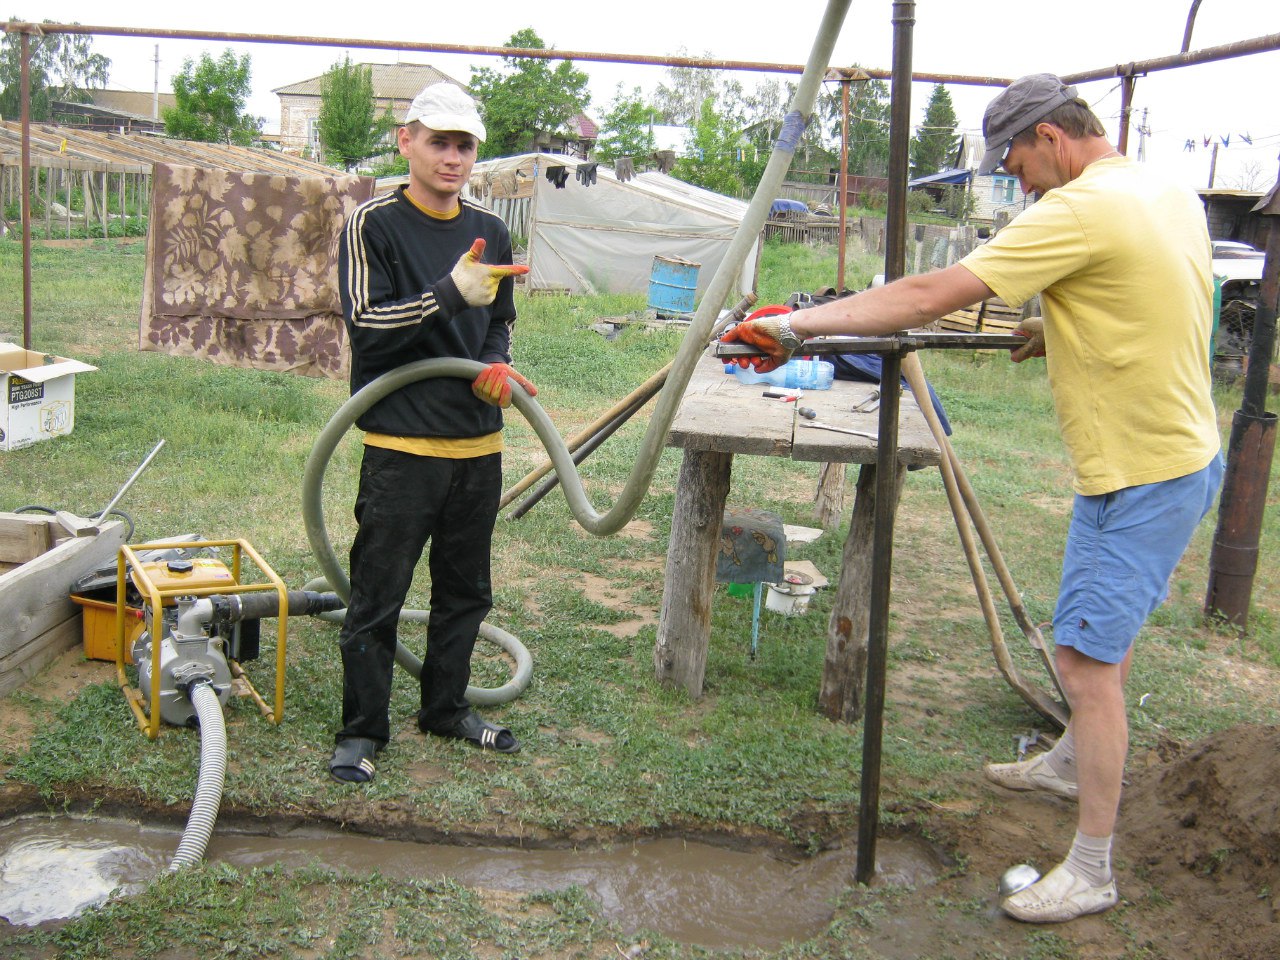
{"left": 712, "top": 332, "right": 1026, "bottom": 358}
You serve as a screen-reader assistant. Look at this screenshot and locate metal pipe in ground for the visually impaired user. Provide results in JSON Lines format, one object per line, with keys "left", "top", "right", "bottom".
{"left": 1205, "top": 171, "right": 1280, "bottom": 627}
{"left": 855, "top": 0, "right": 915, "bottom": 889}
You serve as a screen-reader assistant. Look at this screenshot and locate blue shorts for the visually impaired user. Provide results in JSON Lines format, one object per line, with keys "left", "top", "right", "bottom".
{"left": 1053, "top": 455, "right": 1224, "bottom": 664}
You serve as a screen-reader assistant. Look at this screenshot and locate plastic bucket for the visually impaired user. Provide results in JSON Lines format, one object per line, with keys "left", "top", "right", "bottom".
{"left": 648, "top": 255, "right": 700, "bottom": 317}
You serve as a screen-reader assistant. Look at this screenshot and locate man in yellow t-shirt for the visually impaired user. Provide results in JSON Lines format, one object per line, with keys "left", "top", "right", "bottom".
{"left": 721, "top": 73, "right": 1222, "bottom": 923}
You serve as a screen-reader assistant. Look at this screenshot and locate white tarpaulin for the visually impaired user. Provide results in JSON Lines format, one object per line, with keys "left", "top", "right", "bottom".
{"left": 466, "top": 154, "right": 760, "bottom": 302}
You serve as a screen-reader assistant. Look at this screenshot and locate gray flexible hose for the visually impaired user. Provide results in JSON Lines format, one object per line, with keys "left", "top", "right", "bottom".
{"left": 300, "top": 0, "right": 853, "bottom": 689}
{"left": 169, "top": 682, "right": 226, "bottom": 871}
{"left": 302, "top": 577, "right": 532, "bottom": 706}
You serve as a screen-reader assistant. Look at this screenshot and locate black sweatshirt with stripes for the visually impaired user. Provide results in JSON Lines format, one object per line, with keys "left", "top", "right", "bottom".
{"left": 338, "top": 187, "right": 519, "bottom": 439}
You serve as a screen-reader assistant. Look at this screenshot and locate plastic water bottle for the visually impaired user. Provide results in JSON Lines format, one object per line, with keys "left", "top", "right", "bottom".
{"left": 729, "top": 358, "right": 835, "bottom": 390}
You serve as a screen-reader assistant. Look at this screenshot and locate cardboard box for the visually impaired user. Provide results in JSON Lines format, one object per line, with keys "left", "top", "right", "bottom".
{"left": 0, "top": 343, "right": 97, "bottom": 450}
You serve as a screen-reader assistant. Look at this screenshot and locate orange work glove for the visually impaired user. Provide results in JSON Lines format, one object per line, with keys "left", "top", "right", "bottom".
{"left": 718, "top": 304, "right": 797, "bottom": 373}
{"left": 450, "top": 238, "right": 529, "bottom": 307}
{"left": 1009, "top": 317, "right": 1046, "bottom": 363}
{"left": 472, "top": 362, "right": 537, "bottom": 408}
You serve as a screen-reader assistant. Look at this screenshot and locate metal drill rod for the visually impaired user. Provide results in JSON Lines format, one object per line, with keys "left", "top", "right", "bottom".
{"left": 94, "top": 439, "right": 166, "bottom": 521}
{"left": 712, "top": 332, "right": 1027, "bottom": 359}
{"left": 798, "top": 421, "right": 879, "bottom": 440}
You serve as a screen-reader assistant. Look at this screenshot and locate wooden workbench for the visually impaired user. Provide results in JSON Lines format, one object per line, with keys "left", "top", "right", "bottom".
{"left": 653, "top": 352, "right": 941, "bottom": 719}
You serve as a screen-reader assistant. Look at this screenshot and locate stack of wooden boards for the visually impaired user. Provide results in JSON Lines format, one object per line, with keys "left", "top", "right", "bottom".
{"left": 0, "top": 512, "right": 127, "bottom": 697}
{"left": 937, "top": 294, "right": 1029, "bottom": 337}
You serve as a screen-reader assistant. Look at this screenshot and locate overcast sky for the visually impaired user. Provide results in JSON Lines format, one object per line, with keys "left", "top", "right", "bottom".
{"left": 26, "top": 0, "right": 1280, "bottom": 192}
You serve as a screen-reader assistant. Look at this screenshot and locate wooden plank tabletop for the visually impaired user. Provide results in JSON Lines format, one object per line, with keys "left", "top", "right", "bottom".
{"left": 668, "top": 353, "right": 941, "bottom": 467}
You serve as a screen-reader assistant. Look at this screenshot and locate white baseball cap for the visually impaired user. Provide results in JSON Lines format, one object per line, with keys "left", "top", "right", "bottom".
{"left": 404, "top": 83, "right": 486, "bottom": 142}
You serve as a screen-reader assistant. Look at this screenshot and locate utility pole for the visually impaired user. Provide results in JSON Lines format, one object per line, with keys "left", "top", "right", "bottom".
{"left": 152, "top": 44, "right": 159, "bottom": 119}
{"left": 1207, "top": 141, "right": 1219, "bottom": 189}
{"left": 1136, "top": 107, "right": 1148, "bottom": 162}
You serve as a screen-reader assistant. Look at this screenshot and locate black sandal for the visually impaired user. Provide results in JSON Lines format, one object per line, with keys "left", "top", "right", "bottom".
{"left": 433, "top": 711, "right": 520, "bottom": 753}
{"left": 329, "top": 737, "right": 379, "bottom": 783}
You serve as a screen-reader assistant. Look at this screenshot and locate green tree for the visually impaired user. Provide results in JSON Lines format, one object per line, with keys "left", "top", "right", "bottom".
{"left": 164, "top": 49, "right": 261, "bottom": 146}
{"left": 594, "top": 84, "right": 658, "bottom": 163}
{"left": 909, "top": 83, "right": 960, "bottom": 178}
{"left": 672, "top": 97, "right": 745, "bottom": 196}
{"left": 0, "top": 19, "right": 109, "bottom": 122}
{"left": 468, "top": 28, "right": 590, "bottom": 160}
{"left": 317, "top": 56, "right": 394, "bottom": 169}
{"left": 652, "top": 50, "right": 721, "bottom": 126}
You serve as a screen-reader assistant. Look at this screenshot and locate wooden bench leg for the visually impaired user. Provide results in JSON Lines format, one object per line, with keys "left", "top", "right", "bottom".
{"left": 818, "top": 461, "right": 906, "bottom": 723}
{"left": 654, "top": 449, "right": 732, "bottom": 698}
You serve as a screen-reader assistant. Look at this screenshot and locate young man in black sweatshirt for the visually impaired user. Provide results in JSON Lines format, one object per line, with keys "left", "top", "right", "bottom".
{"left": 329, "top": 83, "right": 533, "bottom": 783}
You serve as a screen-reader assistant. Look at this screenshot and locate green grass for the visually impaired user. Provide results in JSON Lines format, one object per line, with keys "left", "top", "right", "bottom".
{"left": 1, "top": 235, "right": 1277, "bottom": 960}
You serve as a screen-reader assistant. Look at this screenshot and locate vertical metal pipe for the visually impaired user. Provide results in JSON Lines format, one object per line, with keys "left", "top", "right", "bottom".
{"left": 838, "top": 77, "right": 850, "bottom": 292}
{"left": 884, "top": 1, "right": 915, "bottom": 284}
{"left": 855, "top": 0, "right": 915, "bottom": 887}
{"left": 856, "top": 347, "right": 903, "bottom": 885}
{"left": 1205, "top": 170, "right": 1280, "bottom": 627}
{"left": 20, "top": 30, "right": 33, "bottom": 349}
{"left": 1117, "top": 71, "right": 1136, "bottom": 155}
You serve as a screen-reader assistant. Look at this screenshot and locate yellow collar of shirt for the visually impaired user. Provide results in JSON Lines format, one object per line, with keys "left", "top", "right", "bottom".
{"left": 403, "top": 188, "right": 459, "bottom": 220}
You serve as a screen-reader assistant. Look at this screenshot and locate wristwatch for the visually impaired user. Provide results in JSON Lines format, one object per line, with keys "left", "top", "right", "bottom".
{"left": 776, "top": 315, "right": 803, "bottom": 351}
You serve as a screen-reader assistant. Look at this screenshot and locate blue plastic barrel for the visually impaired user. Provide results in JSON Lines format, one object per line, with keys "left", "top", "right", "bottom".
{"left": 648, "top": 255, "right": 700, "bottom": 317}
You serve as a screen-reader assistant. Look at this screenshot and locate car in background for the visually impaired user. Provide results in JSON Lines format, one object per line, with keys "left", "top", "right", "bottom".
{"left": 1211, "top": 239, "right": 1264, "bottom": 261}
{"left": 1210, "top": 240, "right": 1264, "bottom": 370}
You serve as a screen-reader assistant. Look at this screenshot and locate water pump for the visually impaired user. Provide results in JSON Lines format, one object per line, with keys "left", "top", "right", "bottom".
{"left": 131, "top": 578, "right": 342, "bottom": 727}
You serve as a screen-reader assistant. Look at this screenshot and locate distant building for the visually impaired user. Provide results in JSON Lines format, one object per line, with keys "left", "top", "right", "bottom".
{"left": 946, "top": 131, "right": 1031, "bottom": 222}
{"left": 272, "top": 62, "right": 466, "bottom": 156}
{"left": 50, "top": 89, "right": 177, "bottom": 134}
{"left": 529, "top": 113, "right": 597, "bottom": 160}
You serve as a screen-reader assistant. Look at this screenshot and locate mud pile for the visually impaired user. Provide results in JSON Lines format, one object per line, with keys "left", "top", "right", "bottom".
{"left": 1121, "top": 723, "right": 1280, "bottom": 959}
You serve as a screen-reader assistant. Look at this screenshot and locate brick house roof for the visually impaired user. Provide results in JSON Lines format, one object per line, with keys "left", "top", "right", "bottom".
{"left": 87, "top": 89, "right": 178, "bottom": 119}
{"left": 272, "top": 62, "right": 466, "bottom": 100}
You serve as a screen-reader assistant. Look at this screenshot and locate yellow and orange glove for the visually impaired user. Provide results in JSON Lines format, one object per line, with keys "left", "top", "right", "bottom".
{"left": 718, "top": 305, "right": 796, "bottom": 373}
{"left": 450, "top": 238, "right": 529, "bottom": 307}
{"left": 1009, "top": 317, "right": 1046, "bottom": 363}
{"left": 472, "top": 362, "right": 537, "bottom": 408}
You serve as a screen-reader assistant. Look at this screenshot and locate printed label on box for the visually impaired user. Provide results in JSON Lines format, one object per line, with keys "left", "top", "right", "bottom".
{"left": 8, "top": 379, "right": 42, "bottom": 404}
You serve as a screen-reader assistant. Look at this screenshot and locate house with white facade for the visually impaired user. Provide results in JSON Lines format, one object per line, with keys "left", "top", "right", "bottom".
{"left": 956, "top": 131, "right": 1033, "bottom": 223}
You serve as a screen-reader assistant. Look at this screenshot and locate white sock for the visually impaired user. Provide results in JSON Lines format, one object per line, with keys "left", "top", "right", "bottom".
{"left": 1043, "top": 726, "right": 1076, "bottom": 781}
{"left": 1064, "top": 830, "right": 1113, "bottom": 886}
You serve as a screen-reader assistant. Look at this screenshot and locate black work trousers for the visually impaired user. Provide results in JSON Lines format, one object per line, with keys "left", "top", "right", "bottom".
{"left": 337, "top": 446, "right": 501, "bottom": 745}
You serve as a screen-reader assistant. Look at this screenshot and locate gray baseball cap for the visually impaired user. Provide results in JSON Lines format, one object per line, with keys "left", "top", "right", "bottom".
{"left": 977, "top": 73, "right": 1078, "bottom": 175}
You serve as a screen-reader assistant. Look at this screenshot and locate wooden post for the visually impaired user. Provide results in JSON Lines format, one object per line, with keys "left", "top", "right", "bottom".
{"left": 654, "top": 448, "right": 732, "bottom": 698}
{"left": 818, "top": 460, "right": 906, "bottom": 722}
{"left": 813, "top": 461, "right": 846, "bottom": 529}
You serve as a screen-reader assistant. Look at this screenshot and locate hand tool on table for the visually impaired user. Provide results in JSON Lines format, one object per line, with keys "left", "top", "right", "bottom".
{"left": 799, "top": 421, "right": 878, "bottom": 440}
{"left": 851, "top": 389, "right": 880, "bottom": 413}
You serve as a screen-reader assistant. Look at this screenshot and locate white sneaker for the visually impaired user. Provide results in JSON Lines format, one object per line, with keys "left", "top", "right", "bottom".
{"left": 1001, "top": 864, "right": 1118, "bottom": 923}
{"left": 983, "top": 752, "right": 1078, "bottom": 801}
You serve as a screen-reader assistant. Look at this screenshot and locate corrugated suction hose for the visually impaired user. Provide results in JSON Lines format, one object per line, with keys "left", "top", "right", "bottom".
{"left": 168, "top": 681, "right": 226, "bottom": 871}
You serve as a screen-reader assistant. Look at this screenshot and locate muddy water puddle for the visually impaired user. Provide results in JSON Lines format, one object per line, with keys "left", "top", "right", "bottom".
{"left": 0, "top": 814, "right": 943, "bottom": 949}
